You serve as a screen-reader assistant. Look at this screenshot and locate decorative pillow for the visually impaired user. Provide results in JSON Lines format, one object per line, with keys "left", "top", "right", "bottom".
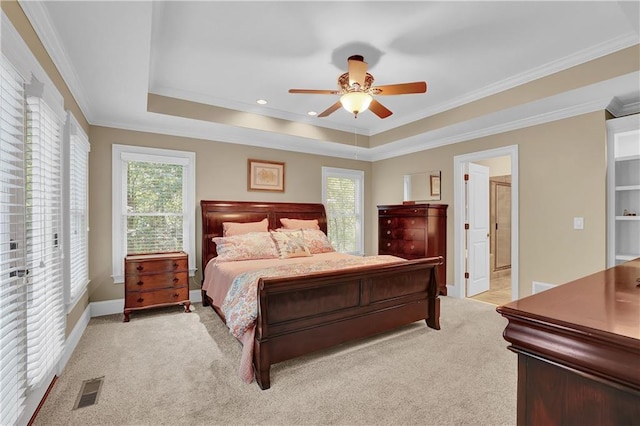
{"left": 223, "top": 218, "right": 268, "bottom": 236}
{"left": 212, "top": 232, "right": 277, "bottom": 262}
{"left": 302, "top": 229, "right": 335, "bottom": 254}
{"left": 279, "top": 218, "right": 320, "bottom": 230}
{"left": 269, "top": 230, "right": 312, "bottom": 259}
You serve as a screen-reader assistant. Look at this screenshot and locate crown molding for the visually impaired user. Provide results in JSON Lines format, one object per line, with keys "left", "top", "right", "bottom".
{"left": 369, "top": 98, "right": 613, "bottom": 162}
{"left": 607, "top": 96, "right": 640, "bottom": 117}
{"left": 18, "top": 0, "right": 94, "bottom": 121}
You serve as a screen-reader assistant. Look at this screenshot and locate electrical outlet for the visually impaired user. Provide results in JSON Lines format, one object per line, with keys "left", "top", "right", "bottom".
{"left": 573, "top": 217, "right": 584, "bottom": 230}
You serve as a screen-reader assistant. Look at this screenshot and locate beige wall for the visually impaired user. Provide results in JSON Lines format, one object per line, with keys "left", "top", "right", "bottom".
{"left": 372, "top": 111, "right": 609, "bottom": 297}
{"left": 88, "top": 126, "right": 372, "bottom": 302}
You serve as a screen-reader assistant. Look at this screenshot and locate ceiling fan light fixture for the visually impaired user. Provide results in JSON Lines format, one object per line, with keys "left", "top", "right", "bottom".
{"left": 340, "top": 91, "right": 372, "bottom": 117}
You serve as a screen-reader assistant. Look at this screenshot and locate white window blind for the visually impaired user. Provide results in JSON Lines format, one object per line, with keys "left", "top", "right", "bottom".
{"left": 0, "top": 54, "right": 28, "bottom": 426}
{"left": 321, "top": 167, "right": 364, "bottom": 255}
{"left": 25, "top": 85, "right": 64, "bottom": 388}
{"left": 66, "top": 115, "right": 90, "bottom": 308}
{"left": 112, "top": 145, "right": 196, "bottom": 283}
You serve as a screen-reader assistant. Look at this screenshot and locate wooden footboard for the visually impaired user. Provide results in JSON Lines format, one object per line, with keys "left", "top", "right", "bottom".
{"left": 252, "top": 257, "right": 441, "bottom": 389}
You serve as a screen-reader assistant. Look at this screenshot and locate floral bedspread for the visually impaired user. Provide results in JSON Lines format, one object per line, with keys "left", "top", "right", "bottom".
{"left": 221, "top": 255, "right": 404, "bottom": 340}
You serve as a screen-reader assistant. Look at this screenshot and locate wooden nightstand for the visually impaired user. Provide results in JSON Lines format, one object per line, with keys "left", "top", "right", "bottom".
{"left": 123, "top": 251, "right": 191, "bottom": 322}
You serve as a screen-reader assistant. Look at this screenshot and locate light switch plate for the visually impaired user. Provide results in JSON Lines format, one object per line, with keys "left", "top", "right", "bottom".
{"left": 573, "top": 217, "right": 584, "bottom": 230}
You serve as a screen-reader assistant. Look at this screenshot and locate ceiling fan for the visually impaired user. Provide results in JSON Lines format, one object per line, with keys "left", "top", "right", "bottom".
{"left": 289, "top": 55, "right": 427, "bottom": 119}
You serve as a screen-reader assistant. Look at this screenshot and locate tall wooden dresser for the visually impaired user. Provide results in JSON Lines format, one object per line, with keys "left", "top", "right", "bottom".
{"left": 123, "top": 251, "right": 191, "bottom": 322}
{"left": 378, "top": 204, "right": 448, "bottom": 295}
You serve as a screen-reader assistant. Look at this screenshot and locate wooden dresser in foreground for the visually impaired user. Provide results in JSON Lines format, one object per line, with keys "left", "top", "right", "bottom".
{"left": 497, "top": 258, "right": 640, "bottom": 425}
{"left": 123, "top": 251, "right": 191, "bottom": 322}
{"left": 378, "top": 203, "right": 448, "bottom": 295}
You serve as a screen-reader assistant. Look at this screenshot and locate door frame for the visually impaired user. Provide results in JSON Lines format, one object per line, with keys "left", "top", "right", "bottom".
{"left": 452, "top": 145, "right": 519, "bottom": 300}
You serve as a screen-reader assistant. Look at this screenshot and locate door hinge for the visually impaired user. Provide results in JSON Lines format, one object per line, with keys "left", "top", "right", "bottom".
{"left": 464, "top": 173, "right": 469, "bottom": 181}
{"left": 464, "top": 223, "right": 469, "bottom": 230}
{"left": 464, "top": 272, "right": 470, "bottom": 279}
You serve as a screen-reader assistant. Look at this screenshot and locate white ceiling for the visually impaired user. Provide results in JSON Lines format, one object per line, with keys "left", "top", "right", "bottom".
{"left": 21, "top": 1, "right": 640, "bottom": 159}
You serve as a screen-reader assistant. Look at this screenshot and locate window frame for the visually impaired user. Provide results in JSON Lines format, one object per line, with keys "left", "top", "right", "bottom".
{"left": 63, "top": 112, "right": 90, "bottom": 311}
{"left": 321, "top": 166, "right": 365, "bottom": 256}
{"left": 111, "top": 144, "right": 196, "bottom": 283}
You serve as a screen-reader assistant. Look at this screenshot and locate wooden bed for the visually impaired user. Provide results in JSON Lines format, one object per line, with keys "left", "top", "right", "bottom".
{"left": 200, "top": 200, "right": 442, "bottom": 389}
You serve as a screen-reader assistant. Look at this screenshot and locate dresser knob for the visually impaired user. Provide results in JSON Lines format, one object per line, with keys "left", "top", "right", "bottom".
{"left": 387, "top": 219, "right": 391, "bottom": 224}
{"left": 173, "top": 293, "right": 180, "bottom": 299}
{"left": 173, "top": 277, "right": 179, "bottom": 283}
{"left": 387, "top": 243, "right": 391, "bottom": 247}
{"left": 410, "top": 245, "right": 415, "bottom": 250}
{"left": 411, "top": 220, "right": 415, "bottom": 225}
{"left": 173, "top": 263, "right": 178, "bottom": 268}
{"left": 137, "top": 297, "right": 144, "bottom": 303}
{"left": 136, "top": 265, "right": 144, "bottom": 271}
{"left": 137, "top": 281, "right": 144, "bottom": 286}
{"left": 386, "top": 230, "right": 391, "bottom": 235}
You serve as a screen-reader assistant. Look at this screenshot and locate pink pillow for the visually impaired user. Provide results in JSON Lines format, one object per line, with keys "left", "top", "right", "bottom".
{"left": 223, "top": 218, "right": 268, "bottom": 236}
{"left": 280, "top": 218, "right": 320, "bottom": 230}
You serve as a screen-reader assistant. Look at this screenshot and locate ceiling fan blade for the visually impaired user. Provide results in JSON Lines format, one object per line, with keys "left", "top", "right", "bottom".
{"left": 318, "top": 101, "right": 343, "bottom": 117}
{"left": 348, "top": 55, "right": 367, "bottom": 87}
{"left": 289, "top": 89, "right": 339, "bottom": 95}
{"left": 369, "top": 99, "right": 393, "bottom": 119}
{"left": 373, "top": 81, "right": 427, "bottom": 95}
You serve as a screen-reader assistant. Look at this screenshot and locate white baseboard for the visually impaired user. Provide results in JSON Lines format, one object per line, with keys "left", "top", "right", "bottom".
{"left": 58, "top": 304, "right": 91, "bottom": 374}
{"left": 89, "top": 289, "right": 203, "bottom": 317}
{"left": 532, "top": 281, "right": 556, "bottom": 294}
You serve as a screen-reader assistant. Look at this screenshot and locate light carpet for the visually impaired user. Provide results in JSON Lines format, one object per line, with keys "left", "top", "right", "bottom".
{"left": 34, "top": 296, "right": 517, "bottom": 425}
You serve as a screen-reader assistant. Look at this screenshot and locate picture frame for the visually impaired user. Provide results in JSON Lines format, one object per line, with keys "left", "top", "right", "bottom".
{"left": 430, "top": 174, "right": 441, "bottom": 196}
{"left": 247, "top": 159, "right": 285, "bottom": 192}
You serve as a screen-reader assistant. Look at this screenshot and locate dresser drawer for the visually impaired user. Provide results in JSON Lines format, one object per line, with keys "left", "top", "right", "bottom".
{"left": 125, "top": 257, "right": 187, "bottom": 275}
{"left": 380, "top": 228, "right": 426, "bottom": 240}
{"left": 125, "top": 286, "right": 189, "bottom": 309}
{"left": 126, "top": 271, "right": 188, "bottom": 291}
{"left": 378, "top": 207, "right": 428, "bottom": 217}
{"left": 398, "top": 240, "right": 426, "bottom": 256}
{"left": 379, "top": 217, "right": 426, "bottom": 229}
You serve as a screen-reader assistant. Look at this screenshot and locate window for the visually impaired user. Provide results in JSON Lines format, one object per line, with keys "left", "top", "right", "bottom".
{"left": 0, "top": 54, "right": 28, "bottom": 426}
{"left": 2, "top": 14, "right": 76, "bottom": 425}
{"left": 64, "top": 114, "right": 90, "bottom": 309}
{"left": 112, "top": 145, "right": 196, "bottom": 283}
{"left": 321, "top": 167, "right": 364, "bottom": 255}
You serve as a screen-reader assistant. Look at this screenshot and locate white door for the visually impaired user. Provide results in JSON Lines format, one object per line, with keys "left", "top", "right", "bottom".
{"left": 467, "top": 162, "right": 490, "bottom": 296}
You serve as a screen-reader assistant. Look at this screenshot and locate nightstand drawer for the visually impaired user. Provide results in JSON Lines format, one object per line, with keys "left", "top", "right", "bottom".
{"left": 126, "top": 271, "right": 188, "bottom": 291}
{"left": 125, "top": 287, "right": 189, "bottom": 309}
{"left": 125, "top": 257, "right": 187, "bottom": 275}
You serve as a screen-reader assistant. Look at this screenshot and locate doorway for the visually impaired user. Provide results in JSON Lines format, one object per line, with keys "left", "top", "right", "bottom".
{"left": 452, "top": 145, "right": 519, "bottom": 302}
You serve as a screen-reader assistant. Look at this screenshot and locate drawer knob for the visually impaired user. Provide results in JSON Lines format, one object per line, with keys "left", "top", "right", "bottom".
{"left": 136, "top": 265, "right": 144, "bottom": 271}
{"left": 386, "top": 230, "right": 391, "bottom": 235}
{"left": 387, "top": 243, "right": 391, "bottom": 247}
{"left": 410, "top": 245, "right": 415, "bottom": 250}
{"left": 411, "top": 220, "right": 415, "bottom": 225}
{"left": 137, "top": 280, "right": 144, "bottom": 286}
{"left": 173, "top": 293, "right": 180, "bottom": 299}
{"left": 137, "top": 297, "right": 144, "bottom": 303}
{"left": 173, "top": 263, "right": 179, "bottom": 268}
{"left": 387, "top": 219, "right": 391, "bottom": 224}
{"left": 173, "top": 277, "right": 179, "bottom": 283}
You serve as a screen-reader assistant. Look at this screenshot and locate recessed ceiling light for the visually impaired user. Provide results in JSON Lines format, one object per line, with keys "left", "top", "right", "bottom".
{"left": 307, "top": 111, "right": 317, "bottom": 116}
{"left": 256, "top": 99, "right": 267, "bottom": 105}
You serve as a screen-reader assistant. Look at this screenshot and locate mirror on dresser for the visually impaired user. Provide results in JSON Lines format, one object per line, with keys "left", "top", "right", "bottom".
{"left": 403, "top": 170, "right": 441, "bottom": 202}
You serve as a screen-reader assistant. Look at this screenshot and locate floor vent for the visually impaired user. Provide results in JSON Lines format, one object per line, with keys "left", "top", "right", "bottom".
{"left": 73, "top": 377, "right": 104, "bottom": 410}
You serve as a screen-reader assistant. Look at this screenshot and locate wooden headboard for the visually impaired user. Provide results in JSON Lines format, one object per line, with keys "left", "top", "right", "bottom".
{"left": 200, "top": 200, "right": 328, "bottom": 279}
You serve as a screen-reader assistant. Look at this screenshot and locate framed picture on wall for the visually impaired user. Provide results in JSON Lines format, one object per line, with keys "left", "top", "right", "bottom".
{"left": 247, "top": 159, "right": 285, "bottom": 192}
